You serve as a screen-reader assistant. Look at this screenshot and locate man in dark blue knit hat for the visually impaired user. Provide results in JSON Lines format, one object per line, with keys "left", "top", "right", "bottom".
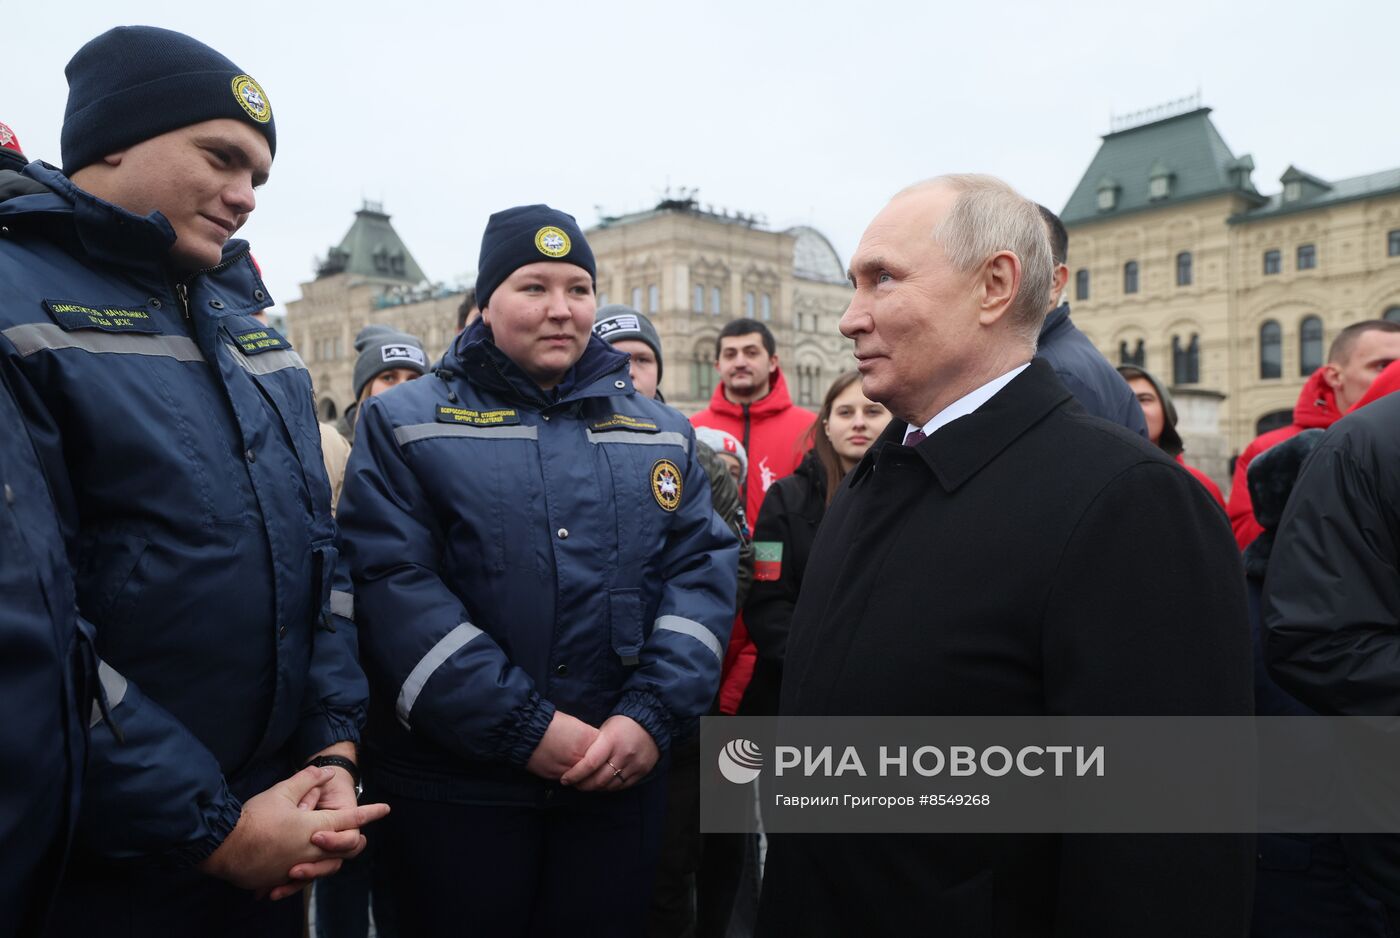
{"left": 0, "top": 26, "right": 386, "bottom": 938}
{"left": 338, "top": 205, "right": 738, "bottom": 936}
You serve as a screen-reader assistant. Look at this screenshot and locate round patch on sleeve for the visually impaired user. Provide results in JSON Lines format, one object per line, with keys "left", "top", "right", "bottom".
{"left": 651, "top": 459, "right": 682, "bottom": 512}
{"left": 231, "top": 75, "right": 272, "bottom": 123}
{"left": 534, "top": 226, "right": 571, "bottom": 258}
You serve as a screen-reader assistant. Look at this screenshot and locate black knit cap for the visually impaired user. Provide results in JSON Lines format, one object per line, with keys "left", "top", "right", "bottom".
{"left": 475, "top": 204, "right": 595, "bottom": 310}
{"left": 61, "top": 26, "right": 276, "bottom": 175}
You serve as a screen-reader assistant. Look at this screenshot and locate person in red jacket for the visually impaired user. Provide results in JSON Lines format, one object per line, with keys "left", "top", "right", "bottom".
{"left": 691, "top": 318, "right": 816, "bottom": 524}
{"left": 1228, "top": 320, "right": 1400, "bottom": 549}
{"left": 1117, "top": 365, "right": 1225, "bottom": 508}
{"left": 688, "top": 318, "right": 812, "bottom": 937}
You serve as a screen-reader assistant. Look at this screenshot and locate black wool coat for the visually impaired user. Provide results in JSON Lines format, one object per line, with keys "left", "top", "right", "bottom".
{"left": 756, "top": 359, "right": 1255, "bottom": 938}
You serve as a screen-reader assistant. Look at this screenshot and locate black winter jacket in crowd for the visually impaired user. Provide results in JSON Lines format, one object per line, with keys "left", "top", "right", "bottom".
{"left": 739, "top": 449, "right": 826, "bottom": 716}
{"left": 1265, "top": 389, "right": 1400, "bottom": 911}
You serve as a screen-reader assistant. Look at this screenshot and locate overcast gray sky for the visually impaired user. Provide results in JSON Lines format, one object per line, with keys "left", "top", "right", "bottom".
{"left": 5, "top": 0, "right": 1396, "bottom": 314}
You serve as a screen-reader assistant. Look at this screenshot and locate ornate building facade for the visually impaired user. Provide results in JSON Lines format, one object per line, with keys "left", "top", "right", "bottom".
{"left": 587, "top": 196, "right": 853, "bottom": 413}
{"left": 1062, "top": 101, "right": 1400, "bottom": 479}
{"left": 286, "top": 196, "right": 854, "bottom": 421}
{"left": 285, "top": 201, "right": 465, "bottom": 422}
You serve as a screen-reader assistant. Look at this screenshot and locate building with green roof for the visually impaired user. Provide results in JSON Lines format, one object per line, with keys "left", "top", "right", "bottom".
{"left": 1059, "top": 100, "right": 1400, "bottom": 484}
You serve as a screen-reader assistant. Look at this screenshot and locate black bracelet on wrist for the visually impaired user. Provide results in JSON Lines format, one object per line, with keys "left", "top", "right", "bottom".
{"left": 303, "top": 754, "right": 362, "bottom": 795}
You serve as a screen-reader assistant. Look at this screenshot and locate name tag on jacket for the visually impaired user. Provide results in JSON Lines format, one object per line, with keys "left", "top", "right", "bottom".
{"left": 44, "top": 300, "right": 161, "bottom": 334}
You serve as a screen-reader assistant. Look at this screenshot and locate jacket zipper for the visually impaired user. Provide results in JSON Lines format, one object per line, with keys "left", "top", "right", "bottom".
{"left": 172, "top": 247, "right": 251, "bottom": 320}
{"left": 741, "top": 404, "right": 752, "bottom": 494}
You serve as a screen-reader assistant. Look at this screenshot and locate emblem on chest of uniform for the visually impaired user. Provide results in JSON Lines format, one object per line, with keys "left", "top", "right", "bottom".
{"left": 651, "top": 459, "right": 682, "bottom": 512}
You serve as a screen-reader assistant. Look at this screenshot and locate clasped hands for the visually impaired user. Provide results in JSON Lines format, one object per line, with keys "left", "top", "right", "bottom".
{"left": 527, "top": 711, "right": 659, "bottom": 791}
{"left": 198, "top": 743, "right": 390, "bottom": 902}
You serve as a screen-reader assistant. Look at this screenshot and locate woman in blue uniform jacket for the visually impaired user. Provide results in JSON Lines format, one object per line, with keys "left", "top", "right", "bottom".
{"left": 338, "top": 205, "right": 739, "bottom": 937}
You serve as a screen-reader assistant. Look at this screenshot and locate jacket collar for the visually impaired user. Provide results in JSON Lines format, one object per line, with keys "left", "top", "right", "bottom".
{"left": 704, "top": 364, "right": 797, "bottom": 418}
{"left": 1291, "top": 366, "right": 1342, "bottom": 428}
{"left": 851, "top": 358, "right": 1071, "bottom": 493}
{"left": 447, "top": 318, "right": 633, "bottom": 409}
{"left": 1038, "top": 301, "right": 1071, "bottom": 342}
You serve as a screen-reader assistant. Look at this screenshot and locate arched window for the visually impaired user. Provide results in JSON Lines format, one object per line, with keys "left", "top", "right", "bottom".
{"left": 648, "top": 284, "right": 659, "bottom": 313}
{"left": 1260, "top": 320, "right": 1282, "bottom": 379}
{"left": 691, "top": 356, "right": 711, "bottom": 400}
{"left": 692, "top": 284, "right": 704, "bottom": 313}
{"left": 1299, "top": 316, "right": 1324, "bottom": 374}
{"left": 1172, "top": 334, "right": 1200, "bottom": 385}
{"left": 631, "top": 287, "right": 643, "bottom": 310}
{"left": 1256, "top": 410, "right": 1292, "bottom": 436}
{"left": 1118, "top": 338, "right": 1145, "bottom": 367}
{"left": 1123, "top": 261, "right": 1139, "bottom": 295}
{"left": 1385, "top": 306, "right": 1400, "bottom": 323}
{"left": 1075, "top": 269, "right": 1089, "bottom": 301}
{"left": 1176, "top": 252, "right": 1193, "bottom": 287}
{"left": 794, "top": 365, "right": 823, "bottom": 407}
{"left": 761, "top": 293, "right": 773, "bottom": 321}
{"left": 745, "top": 292, "right": 756, "bottom": 317}
{"left": 318, "top": 397, "right": 338, "bottom": 422}
{"left": 711, "top": 287, "right": 722, "bottom": 316}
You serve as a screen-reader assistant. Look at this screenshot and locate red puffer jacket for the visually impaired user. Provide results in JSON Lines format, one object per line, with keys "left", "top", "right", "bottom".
{"left": 691, "top": 367, "right": 815, "bottom": 524}
{"left": 693, "top": 367, "right": 814, "bottom": 713}
{"left": 1227, "top": 368, "right": 1341, "bottom": 550}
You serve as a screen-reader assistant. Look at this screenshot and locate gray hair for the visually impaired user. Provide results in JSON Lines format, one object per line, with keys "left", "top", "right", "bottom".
{"left": 899, "top": 174, "right": 1054, "bottom": 347}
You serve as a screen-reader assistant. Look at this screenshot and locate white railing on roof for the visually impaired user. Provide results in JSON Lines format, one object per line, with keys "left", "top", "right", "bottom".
{"left": 1109, "top": 92, "right": 1203, "bottom": 134}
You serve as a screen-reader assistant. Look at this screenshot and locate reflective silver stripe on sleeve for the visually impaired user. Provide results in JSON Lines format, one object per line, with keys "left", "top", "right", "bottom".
{"left": 396, "top": 622, "right": 485, "bottom": 728}
{"left": 393, "top": 424, "right": 539, "bottom": 446}
{"left": 224, "top": 343, "right": 307, "bottom": 375}
{"left": 654, "top": 615, "right": 723, "bottom": 662}
{"left": 330, "top": 589, "right": 355, "bottom": 621}
{"left": 89, "top": 661, "right": 129, "bottom": 728}
{"left": 4, "top": 322, "right": 204, "bottom": 361}
{"left": 585, "top": 430, "right": 689, "bottom": 448}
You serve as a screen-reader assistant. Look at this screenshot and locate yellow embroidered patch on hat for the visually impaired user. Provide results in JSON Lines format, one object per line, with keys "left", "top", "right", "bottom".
{"left": 651, "top": 459, "right": 682, "bottom": 512}
{"left": 534, "top": 226, "right": 571, "bottom": 258}
{"left": 231, "top": 75, "right": 271, "bottom": 123}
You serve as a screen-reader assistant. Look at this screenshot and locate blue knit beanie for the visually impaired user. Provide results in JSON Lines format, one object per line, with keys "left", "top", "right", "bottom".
{"left": 475, "top": 205, "right": 595, "bottom": 310}
{"left": 61, "top": 26, "right": 276, "bottom": 174}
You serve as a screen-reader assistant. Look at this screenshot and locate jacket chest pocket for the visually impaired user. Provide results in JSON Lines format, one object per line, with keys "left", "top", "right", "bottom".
{"left": 597, "top": 439, "right": 686, "bottom": 568}
{"left": 219, "top": 328, "right": 331, "bottom": 521}
{"left": 415, "top": 428, "right": 542, "bottom": 576}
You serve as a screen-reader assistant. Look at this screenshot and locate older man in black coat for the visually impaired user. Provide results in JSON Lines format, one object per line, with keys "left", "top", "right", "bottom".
{"left": 755, "top": 175, "right": 1254, "bottom": 937}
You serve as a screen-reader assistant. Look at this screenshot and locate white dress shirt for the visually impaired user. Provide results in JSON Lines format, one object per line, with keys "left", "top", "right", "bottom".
{"left": 907, "top": 362, "right": 1030, "bottom": 441}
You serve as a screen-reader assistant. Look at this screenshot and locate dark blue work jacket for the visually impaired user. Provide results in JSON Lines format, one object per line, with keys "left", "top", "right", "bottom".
{"left": 0, "top": 164, "right": 366, "bottom": 866}
{"left": 339, "top": 321, "right": 738, "bottom": 804}
{"left": 0, "top": 367, "right": 94, "bottom": 937}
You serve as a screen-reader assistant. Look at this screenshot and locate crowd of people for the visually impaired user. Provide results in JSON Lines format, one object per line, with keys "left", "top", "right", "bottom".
{"left": 3, "top": 23, "right": 1400, "bottom": 938}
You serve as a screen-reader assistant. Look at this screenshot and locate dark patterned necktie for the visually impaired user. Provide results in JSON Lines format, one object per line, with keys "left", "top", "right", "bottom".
{"left": 903, "top": 428, "right": 926, "bottom": 447}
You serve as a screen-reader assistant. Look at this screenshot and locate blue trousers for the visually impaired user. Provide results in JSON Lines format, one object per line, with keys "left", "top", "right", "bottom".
{"left": 377, "top": 777, "right": 668, "bottom": 938}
